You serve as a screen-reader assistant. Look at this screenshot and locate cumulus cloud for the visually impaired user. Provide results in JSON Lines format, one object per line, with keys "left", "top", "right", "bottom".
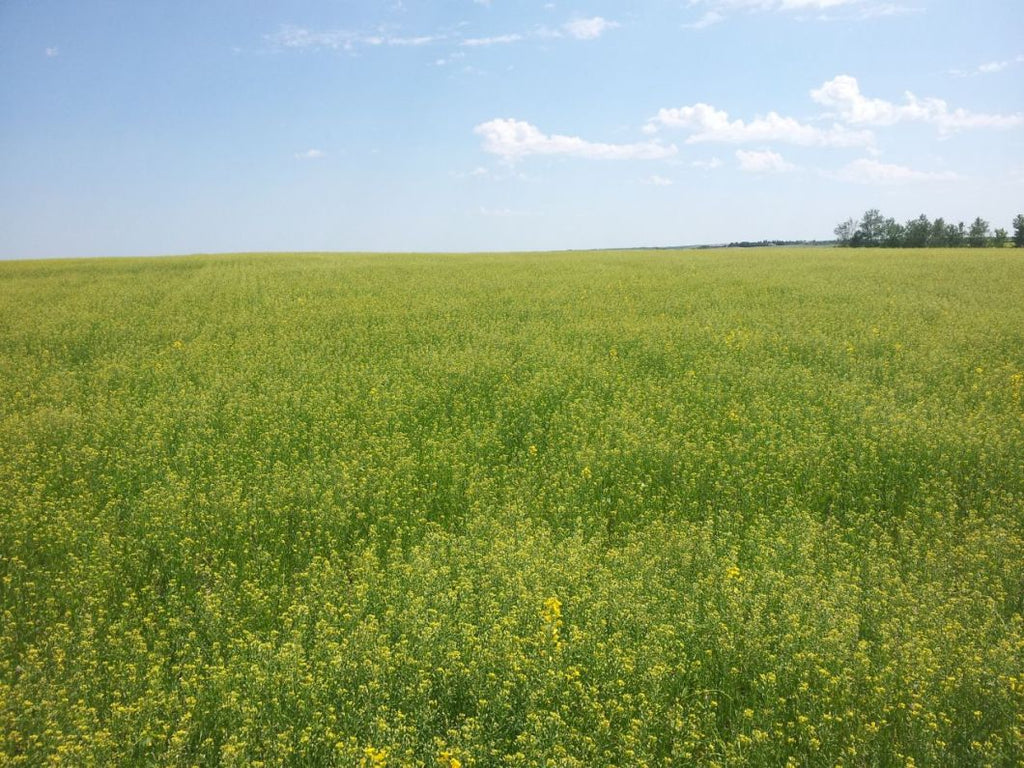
{"left": 475, "top": 118, "right": 677, "bottom": 161}
{"left": 811, "top": 75, "right": 1024, "bottom": 132}
{"left": 736, "top": 149, "right": 795, "bottom": 173}
{"left": 833, "top": 158, "right": 961, "bottom": 184}
{"left": 645, "top": 103, "right": 873, "bottom": 147}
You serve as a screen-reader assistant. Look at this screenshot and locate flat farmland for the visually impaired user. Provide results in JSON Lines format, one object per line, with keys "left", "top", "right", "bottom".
{"left": 1, "top": 249, "right": 1022, "bottom": 766}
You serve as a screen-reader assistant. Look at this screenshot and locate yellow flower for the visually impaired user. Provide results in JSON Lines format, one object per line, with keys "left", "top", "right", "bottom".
{"left": 542, "top": 596, "right": 562, "bottom": 621}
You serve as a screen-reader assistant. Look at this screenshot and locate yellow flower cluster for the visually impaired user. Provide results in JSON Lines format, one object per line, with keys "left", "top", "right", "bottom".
{"left": 0, "top": 248, "right": 1022, "bottom": 765}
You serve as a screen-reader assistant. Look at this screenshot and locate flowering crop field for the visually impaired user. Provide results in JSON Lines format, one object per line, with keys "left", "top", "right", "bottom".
{"left": 1, "top": 249, "right": 1023, "bottom": 767}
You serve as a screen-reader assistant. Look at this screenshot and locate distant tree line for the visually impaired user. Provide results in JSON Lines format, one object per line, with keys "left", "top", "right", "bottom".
{"left": 726, "top": 239, "right": 837, "bottom": 248}
{"left": 835, "top": 210, "right": 1024, "bottom": 248}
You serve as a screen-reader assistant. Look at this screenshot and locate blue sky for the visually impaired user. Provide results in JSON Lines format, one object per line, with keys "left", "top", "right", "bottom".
{"left": 1, "top": 0, "right": 1022, "bottom": 257}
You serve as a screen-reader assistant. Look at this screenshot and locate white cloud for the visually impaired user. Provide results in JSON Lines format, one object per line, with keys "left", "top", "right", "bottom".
{"left": 646, "top": 103, "right": 873, "bottom": 147}
{"left": 811, "top": 75, "right": 1024, "bottom": 132}
{"left": 645, "top": 175, "right": 674, "bottom": 186}
{"left": 686, "top": 0, "right": 918, "bottom": 24}
{"left": 462, "top": 33, "right": 523, "bottom": 46}
{"left": 833, "top": 158, "right": 961, "bottom": 185}
{"left": 692, "top": 0, "right": 864, "bottom": 9}
{"left": 45, "top": 47, "right": 59, "bottom": 57}
{"left": 950, "top": 54, "right": 1024, "bottom": 77}
{"left": 294, "top": 149, "right": 325, "bottom": 159}
{"left": 736, "top": 149, "right": 795, "bottom": 173}
{"left": 267, "top": 25, "right": 440, "bottom": 51}
{"left": 461, "top": 17, "right": 618, "bottom": 46}
{"left": 563, "top": 17, "right": 619, "bottom": 40}
{"left": 475, "top": 118, "right": 677, "bottom": 161}
{"left": 692, "top": 157, "right": 724, "bottom": 169}
{"left": 978, "top": 61, "right": 1010, "bottom": 74}
{"left": 386, "top": 36, "right": 437, "bottom": 46}
{"left": 683, "top": 11, "right": 725, "bottom": 29}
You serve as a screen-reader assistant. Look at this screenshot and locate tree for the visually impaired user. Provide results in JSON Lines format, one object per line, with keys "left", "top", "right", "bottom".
{"left": 928, "top": 217, "right": 948, "bottom": 248}
{"left": 993, "top": 228, "right": 1009, "bottom": 247}
{"left": 968, "top": 217, "right": 990, "bottom": 247}
{"left": 946, "top": 222, "right": 966, "bottom": 247}
{"left": 834, "top": 217, "right": 859, "bottom": 247}
{"left": 1013, "top": 214, "right": 1024, "bottom": 248}
{"left": 881, "top": 218, "right": 905, "bottom": 248}
{"left": 857, "top": 209, "right": 886, "bottom": 247}
{"left": 903, "top": 214, "right": 931, "bottom": 248}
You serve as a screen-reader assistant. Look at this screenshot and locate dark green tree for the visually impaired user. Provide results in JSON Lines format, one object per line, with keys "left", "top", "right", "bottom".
{"left": 1013, "top": 214, "right": 1024, "bottom": 247}
{"left": 903, "top": 214, "right": 931, "bottom": 248}
{"left": 947, "top": 222, "right": 966, "bottom": 247}
{"left": 834, "top": 217, "right": 859, "bottom": 247}
{"left": 993, "top": 228, "right": 1009, "bottom": 248}
{"left": 856, "top": 209, "right": 886, "bottom": 247}
{"left": 882, "top": 218, "right": 905, "bottom": 247}
{"left": 928, "top": 217, "right": 948, "bottom": 247}
{"left": 968, "top": 217, "right": 990, "bottom": 247}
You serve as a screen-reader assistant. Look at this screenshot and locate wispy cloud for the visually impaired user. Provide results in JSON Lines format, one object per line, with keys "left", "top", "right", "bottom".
{"left": 949, "top": 54, "right": 1024, "bottom": 77}
{"left": 683, "top": 11, "right": 725, "bottom": 30}
{"left": 645, "top": 103, "right": 873, "bottom": 147}
{"left": 475, "top": 118, "right": 677, "bottom": 161}
{"left": 813, "top": 3, "right": 922, "bottom": 22}
{"left": 268, "top": 16, "right": 617, "bottom": 55}
{"left": 644, "top": 175, "right": 674, "bottom": 186}
{"left": 294, "top": 149, "right": 325, "bottom": 159}
{"left": 563, "top": 17, "right": 619, "bottom": 40}
{"left": 462, "top": 33, "right": 523, "bottom": 47}
{"left": 811, "top": 74, "right": 1024, "bottom": 132}
{"left": 45, "top": 47, "right": 59, "bottom": 57}
{"left": 832, "top": 158, "right": 961, "bottom": 184}
{"left": 460, "top": 16, "right": 618, "bottom": 46}
{"left": 267, "top": 25, "right": 441, "bottom": 52}
{"left": 684, "top": 0, "right": 918, "bottom": 26}
{"left": 736, "top": 149, "right": 795, "bottom": 173}
{"left": 691, "top": 157, "right": 724, "bottom": 170}
{"left": 692, "top": 0, "right": 864, "bottom": 10}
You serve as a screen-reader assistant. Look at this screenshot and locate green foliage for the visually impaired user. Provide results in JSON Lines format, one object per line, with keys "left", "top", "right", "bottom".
{"left": 968, "top": 218, "right": 991, "bottom": 249}
{"left": 1, "top": 250, "right": 1023, "bottom": 766}
{"left": 838, "top": 211, "right": 1016, "bottom": 249}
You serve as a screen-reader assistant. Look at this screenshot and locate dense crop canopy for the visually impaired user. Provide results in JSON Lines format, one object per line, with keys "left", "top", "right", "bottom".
{"left": 1, "top": 249, "right": 1022, "bottom": 766}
